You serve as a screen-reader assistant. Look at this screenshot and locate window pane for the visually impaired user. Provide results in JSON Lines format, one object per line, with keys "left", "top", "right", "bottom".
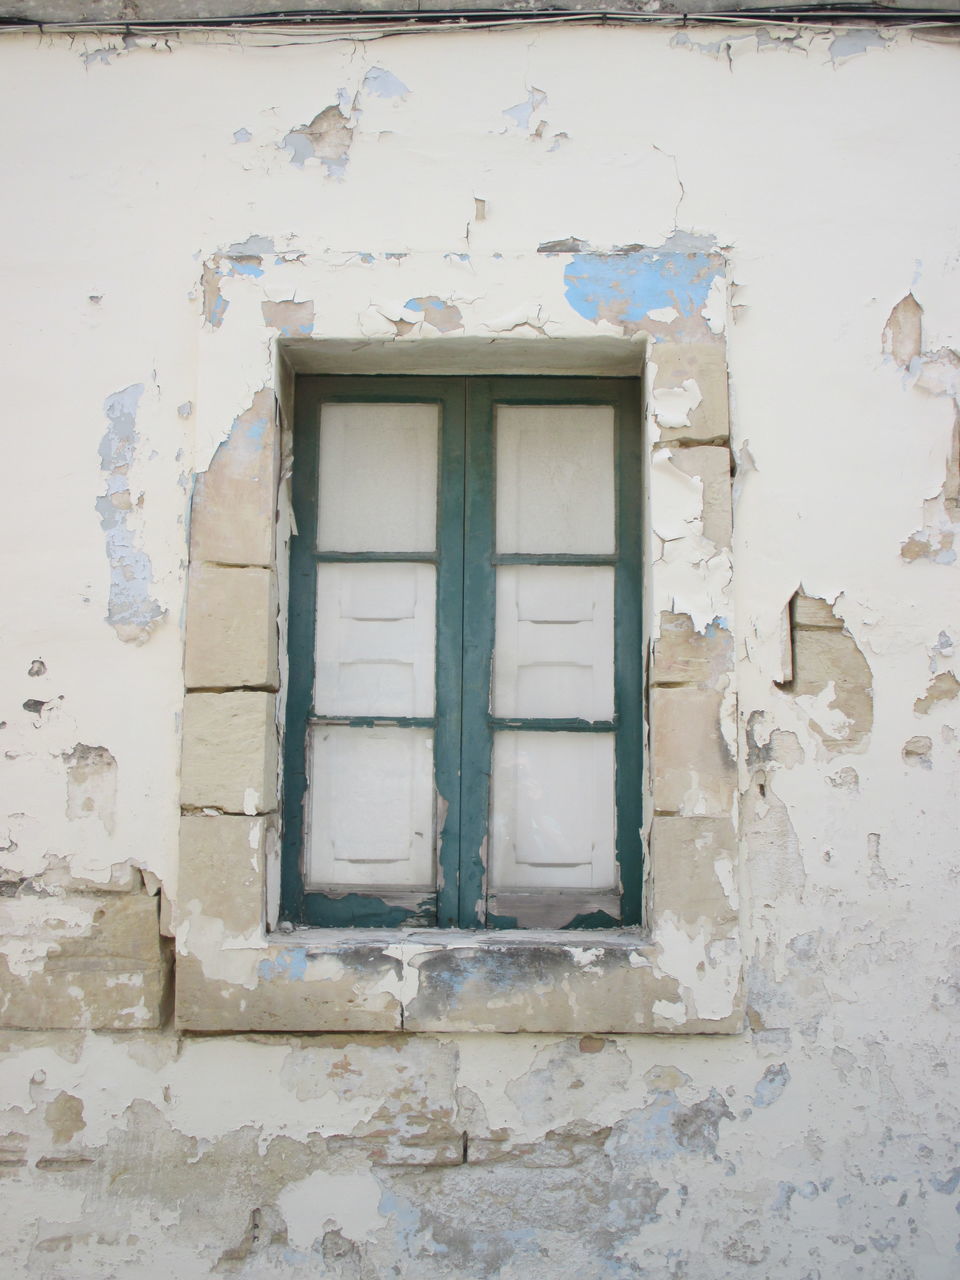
{"left": 305, "top": 726, "right": 435, "bottom": 888}
{"left": 317, "top": 403, "right": 439, "bottom": 551}
{"left": 489, "top": 732, "right": 616, "bottom": 889}
{"left": 494, "top": 565, "right": 614, "bottom": 720}
{"left": 314, "top": 563, "right": 436, "bottom": 717}
{"left": 495, "top": 405, "right": 615, "bottom": 554}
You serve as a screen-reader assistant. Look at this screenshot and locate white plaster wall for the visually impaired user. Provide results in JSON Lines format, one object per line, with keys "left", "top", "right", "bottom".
{"left": 1, "top": 21, "right": 959, "bottom": 1276}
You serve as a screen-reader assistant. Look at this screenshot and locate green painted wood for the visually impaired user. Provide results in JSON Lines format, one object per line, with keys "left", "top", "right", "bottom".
{"left": 283, "top": 373, "right": 643, "bottom": 931}
{"left": 493, "top": 553, "right": 617, "bottom": 566}
{"left": 297, "top": 891, "right": 435, "bottom": 929}
{"left": 457, "top": 378, "right": 496, "bottom": 927}
{"left": 284, "top": 376, "right": 457, "bottom": 929}
{"left": 434, "top": 379, "right": 468, "bottom": 928}
{"left": 477, "top": 377, "right": 643, "bottom": 930}
{"left": 308, "top": 716, "right": 436, "bottom": 729}
{"left": 279, "top": 379, "right": 322, "bottom": 925}
{"left": 490, "top": 718, "right": 616, "bottom": 732}
{"left": 613, "top": 380, "right": 645, "bottom": 927}
{"left": 314, "top": 551, "right": 437, "bottom": 563}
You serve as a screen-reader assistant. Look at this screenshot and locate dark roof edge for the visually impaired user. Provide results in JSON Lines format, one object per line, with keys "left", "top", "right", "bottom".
{"left": 2, "top": 1, "right": 959, "bottom": 32}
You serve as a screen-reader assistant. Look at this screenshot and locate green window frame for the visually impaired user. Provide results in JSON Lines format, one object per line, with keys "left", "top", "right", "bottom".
{"left": 280, "top": 375, "right": 643, "bottom": 930}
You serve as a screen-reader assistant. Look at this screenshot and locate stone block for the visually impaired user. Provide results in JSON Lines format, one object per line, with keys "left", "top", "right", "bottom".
{"left": 189, "top": 389, "right": 279, "bottom": 568}
{"left": 650, "top": 815, "right": 737, "bottom": 929}
{"left": 402, "top": 941, "right": 741, "bottom": 1034}
{"left": 664, "top": 445, "right": 732, "bottom": 547}
{"left": 175, "top": 947, "right": 403, "bottom": 1032}
{"left": 789, "top": 628, "right": 872, "bottom": 750}
{"left": 180, "top": 691, "right": 278, "bottom": 814}
{"left": 651, "top": 686, "right": 736, "bottom": 816}
{"left": 184, "top": 564, "right": 279, "bottom": 691}
{"left": 0, "top": 894, "right": 169, "bottom": 1030}
{"left": 652, "top": 612, "right": 734, "bottom": 687}
{"left": 792, "top": 593, "right": 842, "bottom": 629}
{"left": 178, "top": 814, "right": 267, "bottom": 936}
{"left": 650, "top": 341, "right": 729, "bottom": 444}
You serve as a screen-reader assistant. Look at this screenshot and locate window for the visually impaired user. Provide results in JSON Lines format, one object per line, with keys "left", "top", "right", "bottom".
{"left": 280, "top": 376, "right": 643, "bottom": 930}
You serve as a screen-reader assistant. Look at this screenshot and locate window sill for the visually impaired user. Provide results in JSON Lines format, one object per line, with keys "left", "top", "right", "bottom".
{"left": 175, "top": 921, "right": 743, "bottom": 1035}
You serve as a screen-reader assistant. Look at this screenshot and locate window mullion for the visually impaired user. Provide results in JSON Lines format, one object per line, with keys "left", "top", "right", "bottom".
{"left": 456, "top": 378, "right": 497, "bottom": 928}
{"left": 614, "top": 383, "right": 644, "bottom": 926}
{"left": 434, "top": 379, "right": 469, "bottom": 928}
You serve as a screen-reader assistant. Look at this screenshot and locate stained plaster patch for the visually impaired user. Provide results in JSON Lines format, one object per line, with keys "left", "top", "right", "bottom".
{"left": 282, "top": 104, "right": 354, "bottom": 176}
{"left": 883, "top": 294, "right": 960, "bottom": 565}
{"left": 95, "top": 385, "right": 165, "bottom": 643}
{"left": 63, "top": 744, "right": 117, "bottom": 835}
{"left": 914, "top": 670, "right": 960, "bottom": 714}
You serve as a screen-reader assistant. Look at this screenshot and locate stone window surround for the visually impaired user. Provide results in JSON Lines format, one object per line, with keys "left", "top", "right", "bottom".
{"left": 176, "top": 333, "right": 742, "bottom": 1035}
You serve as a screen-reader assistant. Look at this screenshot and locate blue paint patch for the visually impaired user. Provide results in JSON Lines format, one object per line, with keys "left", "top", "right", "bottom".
{"left": 209, "top": 294, "right": 229, "bottom": 327}
{"left": 705, "top": 617, "right": 730, "bottom": 636}
{"left": 233, "top": 127, "right": 252, "bottom": 144}
{"left": 258, "top": 948, "right": 309, "bottom": 982}
{"left": 772, "top": 1182, "right": 796, "bottom": 1215}
{"left": 564, "top": 250, "right": 720, "bottom": 327}
{"left": 228, "top": 260, "right": 264, "bottom": 279}
{"left": 97, "top": 385, "right": 165, "bottom": 640}
{"left": 98, "top": 384, "right": 142, "bottom": 471}
{"left": 931, "top": 1167, "right": 960, "bottom": 1194}
{"left": 362, "top": 66, "right": 410, "bottom": 99}
{"left": 282, "top": 129, "right": 314, "bottom": 168}
{"left": 752, "top": 1062, "right": 791, "bottom": 1108}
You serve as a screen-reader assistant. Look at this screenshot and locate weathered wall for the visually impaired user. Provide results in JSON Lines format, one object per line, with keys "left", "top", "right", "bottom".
{"left": 1, "top": 19, "right": 959, "bottom": 1276}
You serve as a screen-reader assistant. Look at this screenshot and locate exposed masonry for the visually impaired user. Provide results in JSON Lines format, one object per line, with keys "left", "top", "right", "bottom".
{"left": 776, "top": 592, "right": 873, "bottom": 754}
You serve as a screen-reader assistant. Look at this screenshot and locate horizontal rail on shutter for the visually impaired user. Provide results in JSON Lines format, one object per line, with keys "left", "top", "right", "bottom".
{"left": 313, "top": 550, "right": 438, "bottom": 563}
{"left": 309, "top": 715, "right": 436, "bottom": 729}
{"left": 492, "top": 553, "right": 617, "bottom": 566}
{"left": 489, "top": 717, "right": 616, "bottom": 733}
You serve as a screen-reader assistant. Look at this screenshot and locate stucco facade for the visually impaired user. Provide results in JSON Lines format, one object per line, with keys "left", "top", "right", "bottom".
{"left": 1, "top": 11, "right": 959, "bottom": 1275}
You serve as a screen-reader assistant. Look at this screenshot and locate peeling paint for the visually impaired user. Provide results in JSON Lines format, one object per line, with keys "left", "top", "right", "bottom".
{"left": 828, "top": 28, "right": 891, "bottom": 64}
{"left": 261, "top": 298, "right": 315, "bottom": 337}
{"left": 63, "top": 744, "right": 117, "bottom": 835}
{"left": 362, "top": 67, "right": 410, "bottom": 101}
{"left": 403, "top": 295, "right": 463, "bottom": 333}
